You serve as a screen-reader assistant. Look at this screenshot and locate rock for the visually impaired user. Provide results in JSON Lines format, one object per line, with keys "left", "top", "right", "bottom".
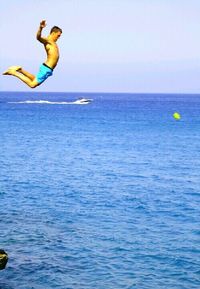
{"left": 0, "top": 249, "right": 8, "bottom": 270}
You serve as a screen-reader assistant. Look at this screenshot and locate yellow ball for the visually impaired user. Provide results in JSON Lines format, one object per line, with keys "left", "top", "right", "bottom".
{"left": 173, "top": 112, "right": 181, "bottom": 120}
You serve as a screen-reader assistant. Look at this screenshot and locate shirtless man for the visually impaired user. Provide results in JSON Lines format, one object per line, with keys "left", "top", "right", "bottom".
{"left": 3, "top": 20, "right": 62, "bottom": 88}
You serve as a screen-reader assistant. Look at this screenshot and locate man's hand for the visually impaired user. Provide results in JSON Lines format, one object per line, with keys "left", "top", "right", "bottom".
{"left": 40, "top": 20, "right": 46, "bottom": 29}
{"left": 37, "top": 20, "right": 51, "bottom": 44}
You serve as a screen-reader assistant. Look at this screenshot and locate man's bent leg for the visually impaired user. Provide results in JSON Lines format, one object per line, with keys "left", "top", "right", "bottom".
{"left": 8, "top": 70, "right": 39, "bottom": 88}
{"left": 19, "top": 68, "right": 35, "bottom": 81}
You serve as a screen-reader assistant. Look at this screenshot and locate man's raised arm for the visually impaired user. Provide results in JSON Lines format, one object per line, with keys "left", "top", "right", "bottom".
{"left": 36, "top": 20, "right": 50, "bottom": 44}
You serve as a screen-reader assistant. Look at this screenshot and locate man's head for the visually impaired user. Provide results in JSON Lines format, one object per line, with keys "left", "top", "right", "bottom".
{"left": 50, "top": 26, "right": 62, "bottom": 41}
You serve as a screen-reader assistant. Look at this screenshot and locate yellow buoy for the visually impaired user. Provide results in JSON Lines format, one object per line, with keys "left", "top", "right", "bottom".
{"left": 173, "top": 112, "right": 181, "bottom": 120}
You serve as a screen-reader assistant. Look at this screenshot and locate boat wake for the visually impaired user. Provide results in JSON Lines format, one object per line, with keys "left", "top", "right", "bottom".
{"left": 8, "top": 98, "right": 93, "bottom": 105}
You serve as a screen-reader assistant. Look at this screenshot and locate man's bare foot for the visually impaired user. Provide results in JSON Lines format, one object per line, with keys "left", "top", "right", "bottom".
{"left": 3, "top": 66, "right": 22, "bottom": 75}
{"left": 11, "top": 66, "right": 21, "bottom": 71}
{"left": 2, "top": 69, "right": 12, "bottom": 75}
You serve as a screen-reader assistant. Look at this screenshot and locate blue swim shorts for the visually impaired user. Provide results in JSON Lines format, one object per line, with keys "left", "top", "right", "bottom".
{"left": 36, "top": 63, "right": 53, "bottom": 84}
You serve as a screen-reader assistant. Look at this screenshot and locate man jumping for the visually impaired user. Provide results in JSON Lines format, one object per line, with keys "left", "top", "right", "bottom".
{"left": 3, "top": 20, "right": 62, "bottom": 88}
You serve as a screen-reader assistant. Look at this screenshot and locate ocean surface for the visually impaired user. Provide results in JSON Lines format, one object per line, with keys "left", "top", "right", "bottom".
{"left": 0, "top": 91, "right": 199, "bottom": 289}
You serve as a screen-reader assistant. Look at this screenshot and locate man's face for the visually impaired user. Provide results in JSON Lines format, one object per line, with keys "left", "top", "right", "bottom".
{"left": 53, "top": 31, "right": 62, "bottom": 42}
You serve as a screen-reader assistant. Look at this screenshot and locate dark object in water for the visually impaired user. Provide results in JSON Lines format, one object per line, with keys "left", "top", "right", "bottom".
{"left": 0, "top": 249, "right": 8, "bottom": 270}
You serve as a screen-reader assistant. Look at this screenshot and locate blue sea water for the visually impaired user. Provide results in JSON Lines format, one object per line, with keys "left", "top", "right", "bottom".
{"left": 0, "top": 91, "right": 199, "bottom": 289}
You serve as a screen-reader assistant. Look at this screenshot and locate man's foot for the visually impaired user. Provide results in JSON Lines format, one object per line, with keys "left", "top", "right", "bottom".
{"left": 9, "top": 66, "right": 22, "bottom": 71}
{"left": 2, "top": 66, "right": 22, "bottom": 75}
{"left": 2, "top": 69, "right": 12, "bottom": 75}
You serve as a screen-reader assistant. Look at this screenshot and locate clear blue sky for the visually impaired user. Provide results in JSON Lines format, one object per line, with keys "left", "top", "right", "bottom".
{"left": 1, "top": 0, "right": 200, "bottom": 93}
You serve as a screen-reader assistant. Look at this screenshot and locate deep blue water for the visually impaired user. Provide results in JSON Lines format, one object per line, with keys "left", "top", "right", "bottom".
{"left": 0, "top": 91, "right": 199, "bottom": 289}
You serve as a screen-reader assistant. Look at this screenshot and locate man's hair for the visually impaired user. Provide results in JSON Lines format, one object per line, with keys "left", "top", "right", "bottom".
{"left": 50, "top": 26, "right": 62, "bottom": 34}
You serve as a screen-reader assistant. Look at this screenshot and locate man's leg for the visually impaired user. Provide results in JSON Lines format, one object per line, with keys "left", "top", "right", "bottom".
{"left": 18, "top": 68, "right": 35, "bottom": 81}
{"left": 5, "top": 69, "right": 39, "bottom": 88}
{"left": 3, "top": 66, "right": 35, "bottom": 80}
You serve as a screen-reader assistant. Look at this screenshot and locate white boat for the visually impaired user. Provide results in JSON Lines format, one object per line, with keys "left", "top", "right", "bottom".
{"left": 73, "top": 98, "right": 93, "bottom": 104}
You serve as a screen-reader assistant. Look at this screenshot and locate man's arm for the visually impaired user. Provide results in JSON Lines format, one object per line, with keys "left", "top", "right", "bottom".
{"left": 36, "top": 20, "right": 51, "bottom": 44}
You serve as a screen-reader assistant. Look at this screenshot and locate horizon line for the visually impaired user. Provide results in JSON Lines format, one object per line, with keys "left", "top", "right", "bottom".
{"left": 1, "top": 90, "right": 200, "bottom": 96}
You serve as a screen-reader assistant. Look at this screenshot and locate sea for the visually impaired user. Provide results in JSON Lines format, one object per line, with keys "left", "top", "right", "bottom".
{"left": 0, "top": 91, "right": 199, "bottom": 289}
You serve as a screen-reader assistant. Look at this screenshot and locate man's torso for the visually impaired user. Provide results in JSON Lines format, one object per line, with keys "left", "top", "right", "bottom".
{"left": 44, "top": 42, "right": 60, "bottom": 69}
